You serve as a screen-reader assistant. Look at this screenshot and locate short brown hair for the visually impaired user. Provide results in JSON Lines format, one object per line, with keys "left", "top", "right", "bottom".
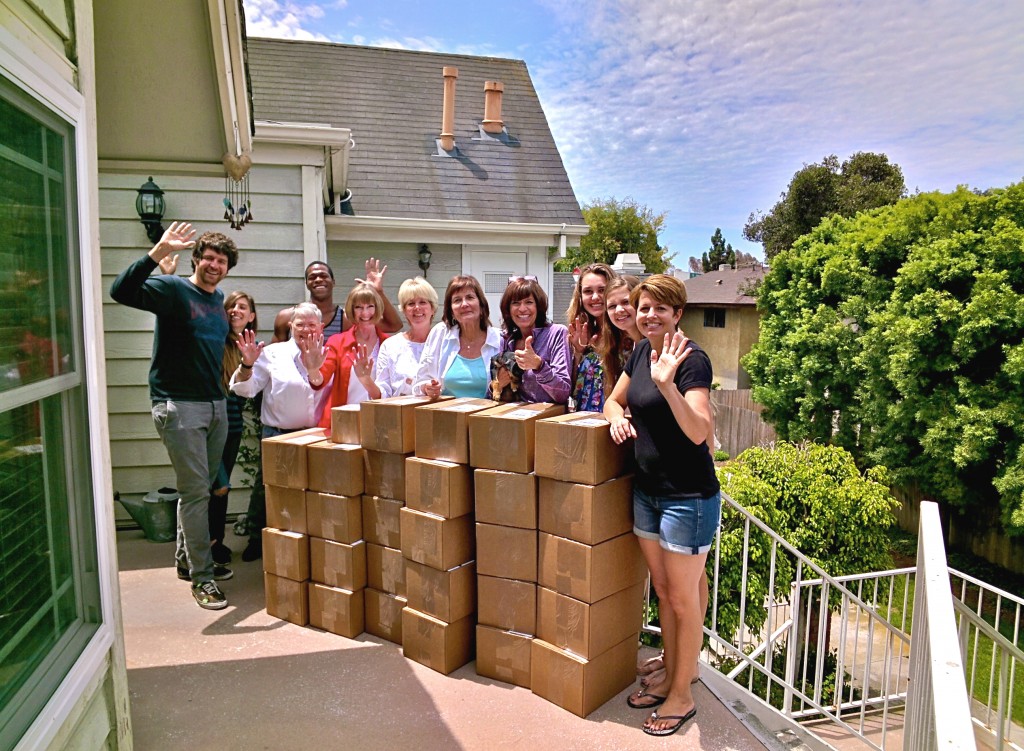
{"left": 192, "top": 231, "right": 239, "bottom": 270}
{"left": 344, "top": 284, "right": 384, "bottom": 325}
{"left": 442, "top": 275, "right": 490, "bottom": 331}
{"left": 630, "top": 274, "right": 687, "bottom": 314}
{"left": 499, "top": 278, "right": 549, "bottom": 338}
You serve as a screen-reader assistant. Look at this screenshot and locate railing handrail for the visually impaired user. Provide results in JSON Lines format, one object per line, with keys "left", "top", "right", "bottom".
{"left": 950, "top": 567, "right": 1024, "bottom": 609}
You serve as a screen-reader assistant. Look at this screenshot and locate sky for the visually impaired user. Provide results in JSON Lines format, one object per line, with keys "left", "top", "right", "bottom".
{"left": 243, "top": 0, "right": 1024, "bottom": 266}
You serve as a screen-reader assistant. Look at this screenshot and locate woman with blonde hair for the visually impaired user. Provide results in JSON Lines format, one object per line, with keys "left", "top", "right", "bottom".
{"left": 566, "top": 262, "right": 617, "bottom": 411}
{"left": 604, "top": 274, "right": 719, "bottom": 737}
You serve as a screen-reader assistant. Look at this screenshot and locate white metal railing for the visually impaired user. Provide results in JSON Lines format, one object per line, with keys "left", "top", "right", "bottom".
{"left": 640, "top": 495, "right": 1019, "bottom": 750}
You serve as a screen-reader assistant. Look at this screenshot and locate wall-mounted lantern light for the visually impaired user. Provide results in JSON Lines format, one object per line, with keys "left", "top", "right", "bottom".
{"left": 136, "top": 177, "right": 166, "bottom": 244}
{"left": 418, "top": 244, "right": 432, "bottom": 276}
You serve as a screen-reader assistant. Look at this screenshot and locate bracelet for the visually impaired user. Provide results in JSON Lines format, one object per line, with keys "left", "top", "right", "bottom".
{"left": 240, "top": 362, "right": 253, "bottom": 370}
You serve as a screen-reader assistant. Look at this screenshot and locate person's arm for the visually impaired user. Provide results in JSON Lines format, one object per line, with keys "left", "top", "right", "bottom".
{"left": 651, "top": 332, "right": 713, "bottom": 446}
{"left": 412, "top": 323, "right": 445, "bottom": 397}
{"left": 356, "top": 258, "right": 402, "bottom": 333}
{"left": 353, "top": 342, "right": 382, "bottom": 399}
{"left": 110, "top": 222, "right": 196, "bottom": 312}
{"left": 272, "top": 307, "right": 294, "bottom": 343}
{"left": 230, "top": 331, "right": 269, "bottom": 397}
{"left": 525, "top": 326, "right": 572, "bottom": 403}
{"left": 312, "top": 336, "right": 339, "bottom": 391}
{"left": 298, "top": 331, "right": 327, "bottom": 389}
{"left": 604, "top": 371, "right": 635, "bottom": 444}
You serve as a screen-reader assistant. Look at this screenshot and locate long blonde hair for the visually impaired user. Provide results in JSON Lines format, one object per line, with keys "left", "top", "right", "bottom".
{"left": 565, "top": 262, "right": 617, "bottom": 335}
{"left": 599, "top": 275, "right": 640, "bottom": 392}
{"left": 222, "top": 291, "right": 258, "bottom": 393}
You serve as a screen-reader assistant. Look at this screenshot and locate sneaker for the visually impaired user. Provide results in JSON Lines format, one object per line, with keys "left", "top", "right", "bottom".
{"left": 177, "top": 563, "right": 234, "bottom": 581}
{"left": 241, "top": 539, "right": 262, "bottom": 562}
{"left": 212, "top": 541, "right": 233, "bottom": 565}
{"left": 192, "top": 581, "right": 227, "bottom": 610}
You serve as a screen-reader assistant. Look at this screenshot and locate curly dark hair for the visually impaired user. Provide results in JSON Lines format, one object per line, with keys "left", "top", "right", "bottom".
{"left": 192, "top": 231, "right": 239, "bottom": 270}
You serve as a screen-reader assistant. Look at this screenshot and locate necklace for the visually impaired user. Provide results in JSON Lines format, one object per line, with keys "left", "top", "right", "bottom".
{"left": 460, "top": 334, "right": 484, "bottom": 351}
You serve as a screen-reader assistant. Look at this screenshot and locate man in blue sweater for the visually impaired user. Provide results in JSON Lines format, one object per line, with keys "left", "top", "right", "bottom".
{"left": 111, "top": 222, "right": 239, "bottom": 610}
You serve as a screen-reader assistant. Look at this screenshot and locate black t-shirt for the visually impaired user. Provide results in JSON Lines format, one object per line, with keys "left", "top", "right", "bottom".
{"left": 624, "top": 338, "right": 719, "bottom": 498}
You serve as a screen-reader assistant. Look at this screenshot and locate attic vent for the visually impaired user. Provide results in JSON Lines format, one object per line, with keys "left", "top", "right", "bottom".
{"left": 485, "top": 272, "right": 514, "bottom": 294}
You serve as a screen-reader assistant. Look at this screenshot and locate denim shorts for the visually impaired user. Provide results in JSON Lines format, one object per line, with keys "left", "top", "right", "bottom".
{"left": 633, "top": 488, "right": 722, "bottom": 555}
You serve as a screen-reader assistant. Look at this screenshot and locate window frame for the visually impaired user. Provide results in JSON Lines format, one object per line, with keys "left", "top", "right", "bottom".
{"left": 703, "top": 307, "right": 727, "bottom": 329}
{"left": 1, "top": 26, "right": 119, "bottom": 751}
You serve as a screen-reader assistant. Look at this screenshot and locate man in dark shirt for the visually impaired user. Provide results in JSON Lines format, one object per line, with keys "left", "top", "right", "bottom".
{"left": 111, "top": 222, "right": 238, "bottom": 610}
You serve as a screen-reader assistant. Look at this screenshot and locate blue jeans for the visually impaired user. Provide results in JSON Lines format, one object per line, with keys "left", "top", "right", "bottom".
{"left": 633, "top": 488, "right": 722, "bottom": 555}
{"left": 152, "top": 400, "right": 228, "bottom": 583}
{"left": 245, "top": 425, "right": 295, "bottom": 542}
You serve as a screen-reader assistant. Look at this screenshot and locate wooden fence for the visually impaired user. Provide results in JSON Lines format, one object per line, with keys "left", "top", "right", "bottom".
{"left": 710, "top": 389, "right": 777, "bottom": 459}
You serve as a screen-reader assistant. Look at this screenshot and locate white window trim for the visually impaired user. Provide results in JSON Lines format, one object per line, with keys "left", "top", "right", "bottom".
{"left": 2, "top": 23, "right": 122, "bottom": 751}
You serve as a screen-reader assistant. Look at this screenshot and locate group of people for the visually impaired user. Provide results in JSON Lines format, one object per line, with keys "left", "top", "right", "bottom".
{"left": 112, "top": 227, "right": 719, "bottom": 737}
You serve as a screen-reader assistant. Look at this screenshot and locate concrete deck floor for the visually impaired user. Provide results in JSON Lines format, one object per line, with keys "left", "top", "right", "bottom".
{"left": 118, "top": 528, "right": 769, "bottom": 750}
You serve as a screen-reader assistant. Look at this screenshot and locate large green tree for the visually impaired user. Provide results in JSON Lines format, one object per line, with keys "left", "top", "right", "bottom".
{"left": 744, "top": 152, "right": 907, "bottom": 260}
{"left": 743, "top": 182, "right": 1024, "bottom": 535}
{"left": 556, "top": 197, "right": 671, "bottom": 273}
{"left": 702, "top": 228, "right": 736, "bottom": 272}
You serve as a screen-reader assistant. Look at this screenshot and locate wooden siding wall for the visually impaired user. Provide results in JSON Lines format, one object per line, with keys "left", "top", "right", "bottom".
{"left": 711, "top": 388, "right": 777, "bottom": 458}
{"left": 100, "top": 165, "right": 307, "bottom": 502}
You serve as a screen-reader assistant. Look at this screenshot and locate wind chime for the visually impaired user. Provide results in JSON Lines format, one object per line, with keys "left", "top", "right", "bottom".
{"left": 221, "top": 152, "right": 254, "bottom": 230}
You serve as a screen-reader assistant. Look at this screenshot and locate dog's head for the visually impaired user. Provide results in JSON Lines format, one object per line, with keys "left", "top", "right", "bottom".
{"left": 489, "top": 351, "right": 524, "bottom": 401}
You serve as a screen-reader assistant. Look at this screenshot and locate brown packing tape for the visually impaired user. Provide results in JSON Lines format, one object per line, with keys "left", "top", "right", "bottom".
{"left": 557, "top": 597, "right": 585, "bottom": 648}
{"left": 555, "top": 539, "right": 586, "bottom": 596}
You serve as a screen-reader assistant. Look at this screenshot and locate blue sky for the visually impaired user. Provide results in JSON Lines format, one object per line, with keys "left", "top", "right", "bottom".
{"left": 245, "top": 0, "right": 1024, "bottom": 266}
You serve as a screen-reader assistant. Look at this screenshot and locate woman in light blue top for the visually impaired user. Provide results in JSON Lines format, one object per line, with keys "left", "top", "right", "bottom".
{"left": 414, "top": 275, "right": 501, "bottom": 399}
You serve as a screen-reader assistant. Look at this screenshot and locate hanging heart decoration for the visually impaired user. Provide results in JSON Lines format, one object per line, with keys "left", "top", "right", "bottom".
{"left": 222, "top": 152, "right": 252, "bottom": 181}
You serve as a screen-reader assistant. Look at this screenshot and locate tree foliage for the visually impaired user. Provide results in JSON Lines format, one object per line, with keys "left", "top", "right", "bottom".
{"left": 744, "top": 152, "right": 907, "bottom": 260}
{"left": 702, "top": 228, "right": 735, "bottom": 272}
{"left": 743, "top": 182, "right": 1024, "bottom": 535}
{"left": 713, "top": 442, "right": 897, "bottom": 642}
{"left": 555, "top": 197, "right": 671, "bottom": 273}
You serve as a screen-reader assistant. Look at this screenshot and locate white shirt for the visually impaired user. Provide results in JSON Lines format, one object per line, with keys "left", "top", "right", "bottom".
{"left": 229, "top": 339, "right": 333, "bottom": 429}
{"left": 412, "top": 321, "right": 502, "bottom": 396}
{"left": 375, "top": 334, "right": 426, "bottom": 398}
{"left": 346, "top": 340, "right": 381, "bottom": 404}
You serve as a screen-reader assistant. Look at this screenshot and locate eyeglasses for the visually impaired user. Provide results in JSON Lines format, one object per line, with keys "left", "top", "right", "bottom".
{"left": 508, "top": 275, "right": 538, "bottom": 283}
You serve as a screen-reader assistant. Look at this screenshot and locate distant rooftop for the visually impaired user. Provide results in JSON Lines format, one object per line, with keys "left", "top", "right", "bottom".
{"left": 684, "top": 265, "right": 765, "bottom": 306}
{"left": 246, "top": 38, "right": 584, "bottom": 226}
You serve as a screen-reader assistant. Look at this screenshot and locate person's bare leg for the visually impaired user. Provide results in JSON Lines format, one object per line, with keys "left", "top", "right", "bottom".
{"left": 629, "top": 537, "right": 676, "bottom": 707}
{"left": 644, "top": 550, "right": 707, "bottom": 733}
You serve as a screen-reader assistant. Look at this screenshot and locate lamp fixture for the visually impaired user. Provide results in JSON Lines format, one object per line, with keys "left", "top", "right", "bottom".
{"left": 418, "top": 244, "right": 432, "bottom": 276}
{"left": 136, "top": 177, "right": 166, "bottom": 244}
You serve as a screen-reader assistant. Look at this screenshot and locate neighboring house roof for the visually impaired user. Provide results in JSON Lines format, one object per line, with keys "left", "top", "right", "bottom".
{"left": 684, "top": 265, "right": 766, "bottom": 306}
{"left": 246, "top": 38, "right": 584, "bottom": 226}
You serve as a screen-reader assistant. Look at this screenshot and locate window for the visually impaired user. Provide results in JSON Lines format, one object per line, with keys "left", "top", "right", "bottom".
{"left": 704, "top": 308, "right": 726, "bottom": 328}
{"left": 0, "top": 78, "right": 100, "bottom": 750}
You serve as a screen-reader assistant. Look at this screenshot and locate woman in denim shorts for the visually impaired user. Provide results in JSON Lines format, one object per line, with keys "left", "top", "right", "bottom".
{"left": 605, "top": 274, "right": 720, "bottom": 737}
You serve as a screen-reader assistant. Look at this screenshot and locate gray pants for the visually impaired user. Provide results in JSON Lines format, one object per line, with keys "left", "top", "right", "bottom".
{"left": 152, "top": 399, "right": 228, "bottom": 584}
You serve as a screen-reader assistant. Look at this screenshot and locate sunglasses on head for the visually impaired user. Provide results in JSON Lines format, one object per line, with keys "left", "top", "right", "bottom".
{"left": 508, "top": 275, "right": 538, "bottom": 283}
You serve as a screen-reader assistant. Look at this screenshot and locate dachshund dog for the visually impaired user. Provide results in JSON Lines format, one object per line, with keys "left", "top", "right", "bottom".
{"left": 489, "top": 351, "right": 524, "bottom": 402}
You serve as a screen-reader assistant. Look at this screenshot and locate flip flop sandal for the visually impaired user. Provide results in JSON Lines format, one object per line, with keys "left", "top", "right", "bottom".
{"left": 627, "top": 689, "right": 667, "bottom": 709}
{"left": 642, "top": 708, "right": 697, "bottom": 737}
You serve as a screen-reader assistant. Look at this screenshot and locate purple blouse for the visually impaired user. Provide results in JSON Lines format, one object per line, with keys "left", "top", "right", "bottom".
{"left": 501, "top": 323, "right": 572, "bottom": 404}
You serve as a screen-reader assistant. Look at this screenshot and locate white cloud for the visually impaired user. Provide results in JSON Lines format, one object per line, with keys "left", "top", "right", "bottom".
{"left": 245, "top": 0, "right": 332, "bottom": 41}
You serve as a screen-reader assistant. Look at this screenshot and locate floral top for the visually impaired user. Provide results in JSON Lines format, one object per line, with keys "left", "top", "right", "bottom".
{"left": 572, "top": 348, "right": 605, "bottom": 412}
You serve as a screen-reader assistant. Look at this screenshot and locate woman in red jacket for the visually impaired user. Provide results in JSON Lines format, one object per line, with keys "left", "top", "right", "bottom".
{"left": 314, "top": 283, "right": 389, "bottom": 426}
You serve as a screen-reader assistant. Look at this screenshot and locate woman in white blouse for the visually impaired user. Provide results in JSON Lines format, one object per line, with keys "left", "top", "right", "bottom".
{"left": 354, "top": 276, "right": 438, "bottom": 399}
{"left": 230, "top": 302, "right": 330, "bottom": 434}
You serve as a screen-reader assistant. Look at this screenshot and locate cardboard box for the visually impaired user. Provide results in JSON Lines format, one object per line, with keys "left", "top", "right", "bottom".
{"left": 537, "top": 532, "right": 646, "bottom": 604}
{"left": 364, "top": 588, "right": 406, "bottom": 644}
{"left": 330, "top": 403, "right": 361, "bottom": 445}
{"left": 405, "top": 457, "right": 473, "bottom": 519}
{"left": 404, "top": 559, "right": 476, "bottom": 623}
{"left": 468, "top": 402, "right": 565, "bottom": 473}
{"left": 266, "top": 485, "right": 307, "bottom": 533}
{"left": 308, "top": 582, "right": 365, "bottom": 638}
{"left": 261, "top": 427, "right": 329, "bottom": 489}
{"left": 306, "top": 441, "right": 364, "bottom": 497}
{"left": 536, "top": 581, "right": 645, "bottom": 659}
{"left": 530, "top": 635, "right": 637, "bottom": 718}
{"left": 400, "top": 508, "right": 474, "bottom": 571}
{"left": 305, "top": 491, "right": 362, "bottom": 543}
{"left": 474, "top": 469, "right": 537, "bottom": 529}
{"left": 264, "top": 572, "right": 309, "bottom": 625}
{"left": 476, "top": 523, "right": 537, "bottom": 582}
{"left": 537, "top": 475, "right": 634, "bottom": 545}
{"left": 414, "top": 397, "right": 496, "bottom": 464}
{"left": 361, "top": 395, "right": 438, "bottom": 453}
{"left": 366, "top": 543, "right": 406, "bottom": 597}
{"left": 476, "top": 625, "right": 532, "bottom": 688}
{"left": 364, "top": 449, "right": 410, "bottom": 501}
{"left": 477, "top": 575, "right": 536, "bottom": 634}
{"left": 534, "top": 412, "right": 628, "bottom": 485}
{"left": 361, "top": 495, "right": 404, "bottom": 548}
{"left": 402, "top": 607, "right": 474, "bottom": 675}
{"left": 262, "top": 528, "right": 310, "bottom": 582}
{"left": 310, "top": 537, "right": 367, "bottom": 591}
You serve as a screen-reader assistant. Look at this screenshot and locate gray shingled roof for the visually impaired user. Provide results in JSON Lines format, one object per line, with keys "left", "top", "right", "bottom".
{"left": 247, "top": 38, "right": 584, "bottom": 225}
{"left": 683, "top": 265, "right": 765, "bottom": 306}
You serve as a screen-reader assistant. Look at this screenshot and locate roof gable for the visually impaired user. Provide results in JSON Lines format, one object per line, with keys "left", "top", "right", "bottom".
{"left": 683, "top": 265, "right": 766, "bottom": 306}
{"left": 246, "top": 38, "right": 583, "bottom": 226}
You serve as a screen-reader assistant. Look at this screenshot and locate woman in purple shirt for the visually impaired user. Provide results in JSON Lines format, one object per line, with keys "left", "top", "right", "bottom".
{"left": 498, "top": 276, "right": 572, "bottom": 404}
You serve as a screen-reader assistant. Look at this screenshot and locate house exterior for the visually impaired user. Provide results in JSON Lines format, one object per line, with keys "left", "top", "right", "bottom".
{"left": 682, "top": 265, "right": 765, "bottom": 390}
